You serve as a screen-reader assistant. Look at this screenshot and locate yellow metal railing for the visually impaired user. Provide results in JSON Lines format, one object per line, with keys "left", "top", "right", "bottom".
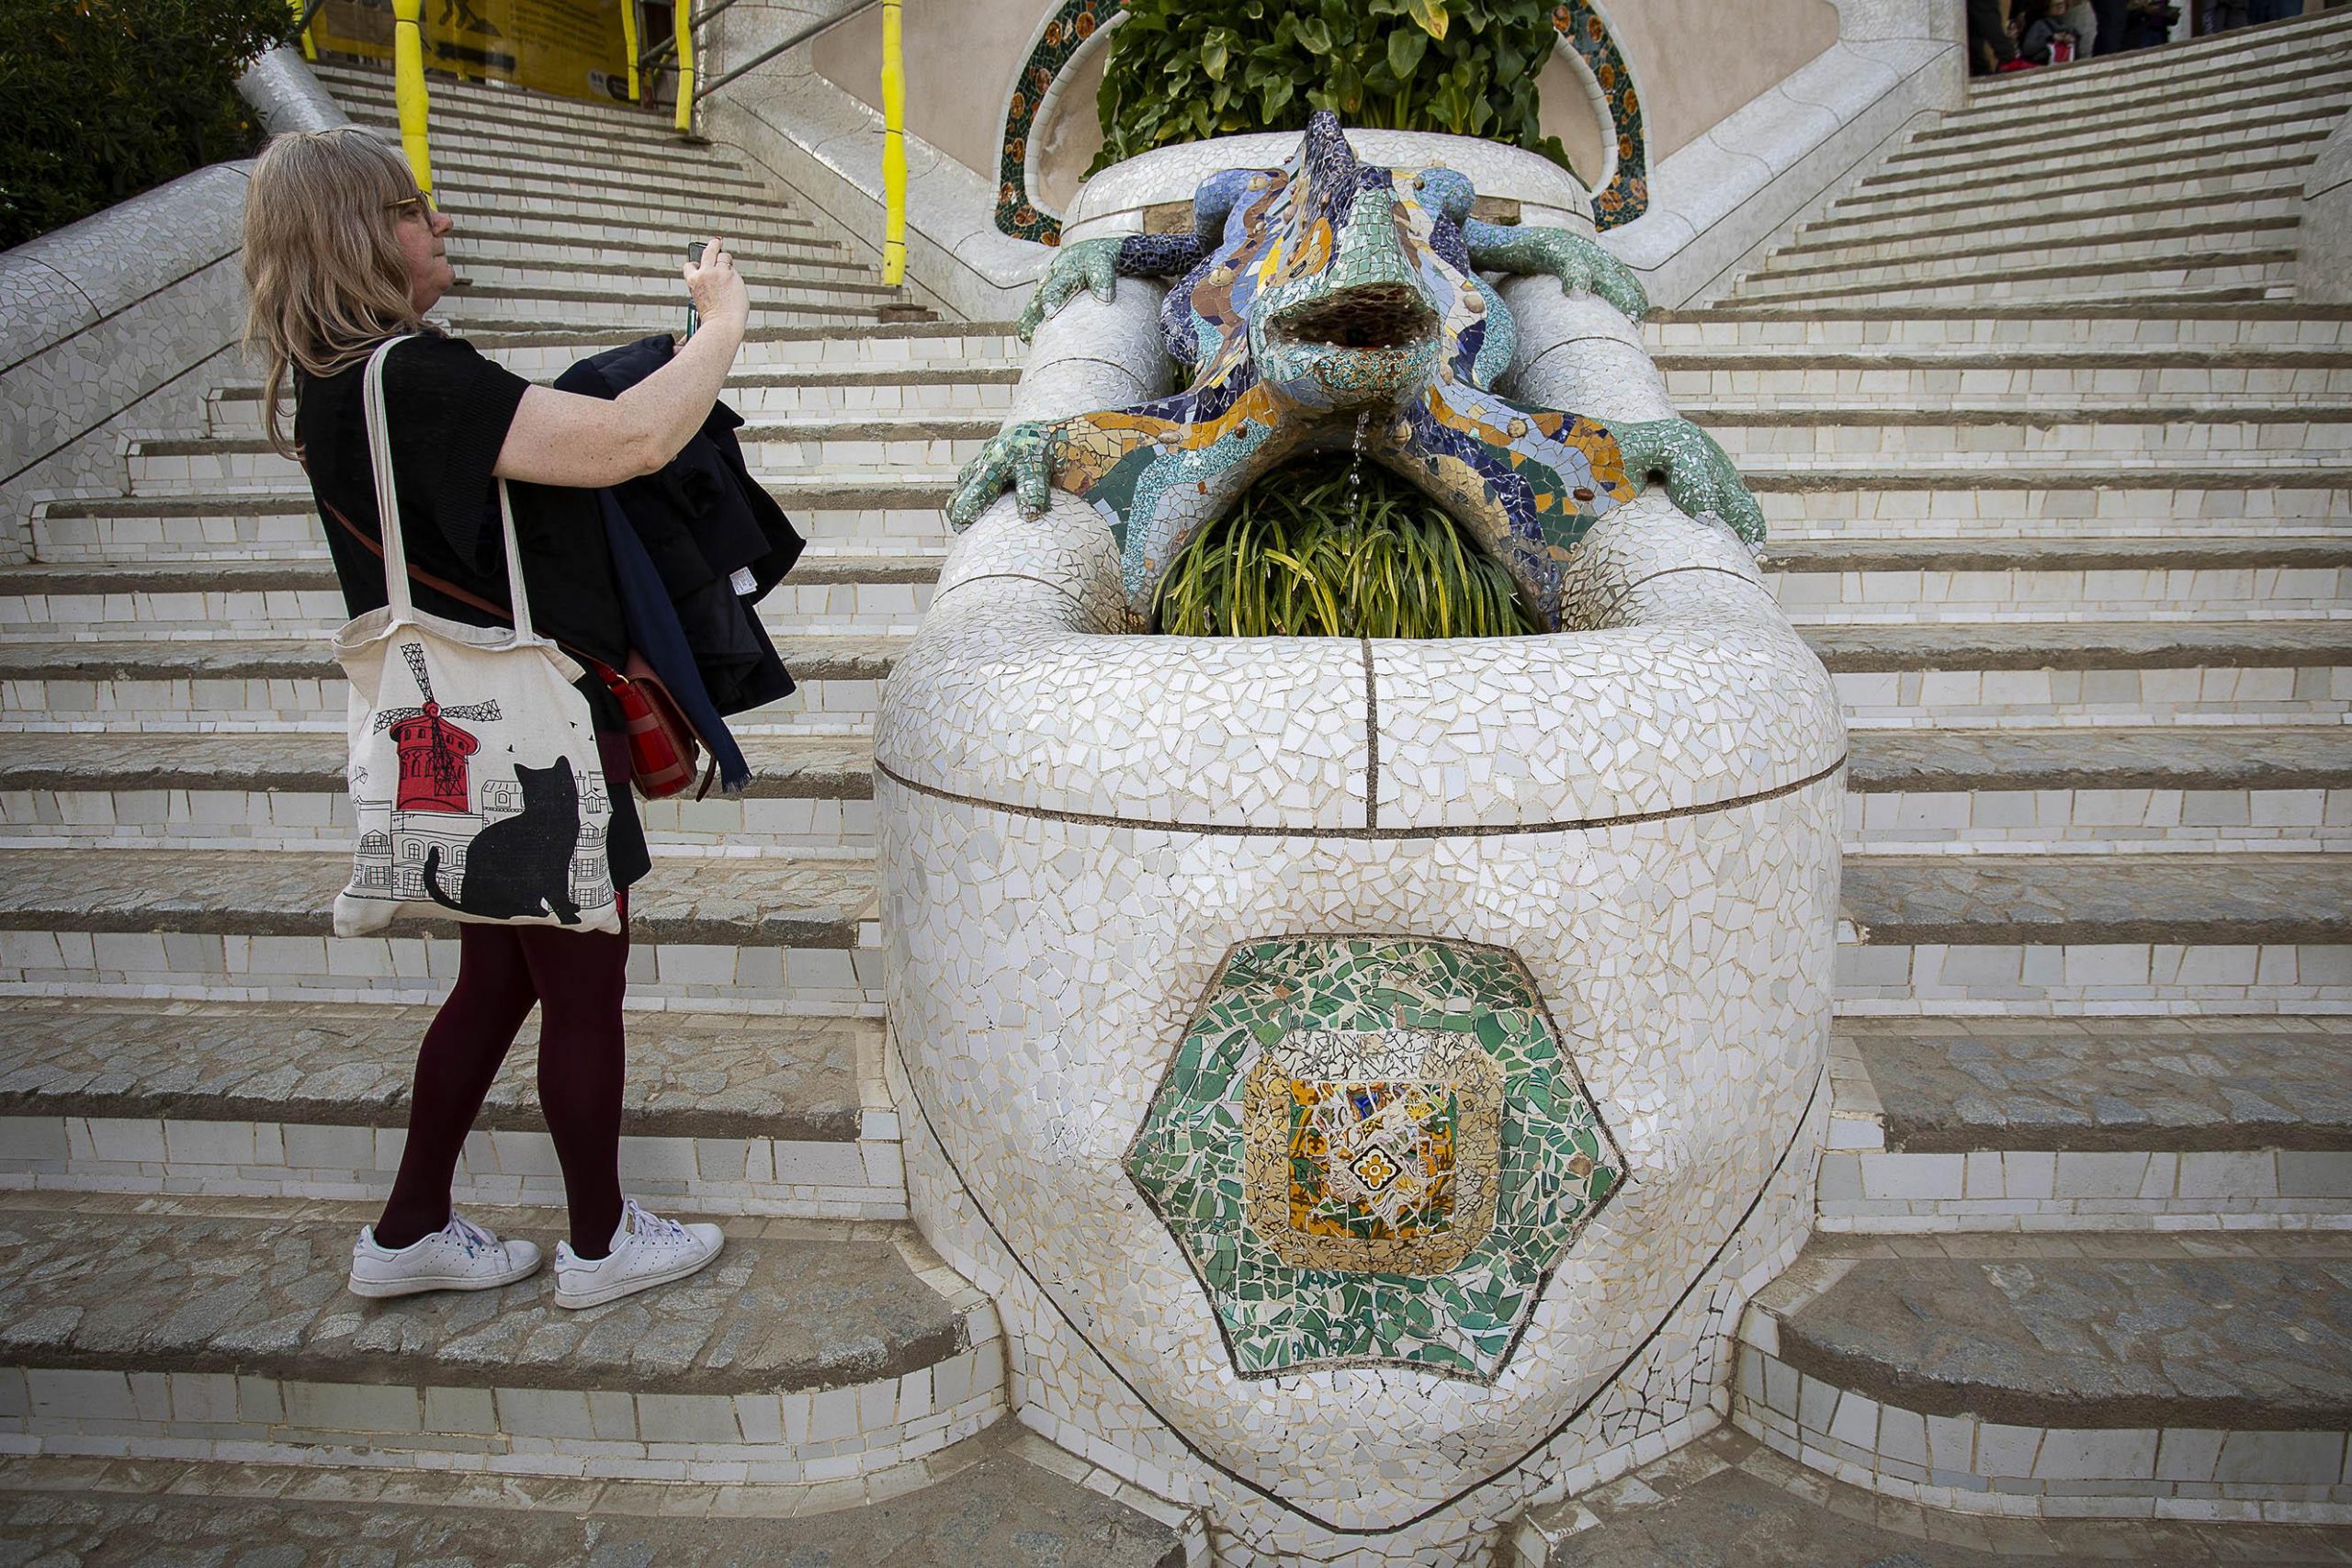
{"left": 390, "top": 0, "right": 433, "bottom": 196}
{"left": 880, "top": 0, "right": 906, "bottom": 285}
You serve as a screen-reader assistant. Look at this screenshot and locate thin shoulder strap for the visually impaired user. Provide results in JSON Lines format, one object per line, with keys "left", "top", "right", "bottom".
{"left": 360, "top": 334, "right": 542, "bottom": 641}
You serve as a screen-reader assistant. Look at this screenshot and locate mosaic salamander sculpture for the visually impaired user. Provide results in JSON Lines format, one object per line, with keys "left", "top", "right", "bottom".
{"left": 945, "top": 110, "right": 1765, "bottom": 629}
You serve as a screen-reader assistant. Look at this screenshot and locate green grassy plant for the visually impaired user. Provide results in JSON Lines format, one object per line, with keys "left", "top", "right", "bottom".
{"left": 1155, "top": 455, "right": 1536, "bottom": 638}
{"left": 1089, "top": 0, "right": 1573, "bottom": 178}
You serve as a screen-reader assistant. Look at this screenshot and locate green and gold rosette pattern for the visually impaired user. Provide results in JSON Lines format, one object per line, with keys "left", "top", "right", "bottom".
{"left": 1125, "top": 936, "right": 1623, "bottom": 1382}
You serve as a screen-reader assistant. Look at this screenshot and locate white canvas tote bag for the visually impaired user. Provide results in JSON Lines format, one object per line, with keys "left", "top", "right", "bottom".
{"left": 331, "top": 336, "right": 621, "bottom": 937}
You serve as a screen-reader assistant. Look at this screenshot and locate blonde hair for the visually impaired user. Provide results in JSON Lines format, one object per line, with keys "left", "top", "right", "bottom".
{"left": 241, "top": 128, "right": 430, "bottom": 457}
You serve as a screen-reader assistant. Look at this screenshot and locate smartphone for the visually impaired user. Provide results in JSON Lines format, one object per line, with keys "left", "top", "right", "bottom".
{"left": 684, "top": 241, "right": 701, "bottom": 341}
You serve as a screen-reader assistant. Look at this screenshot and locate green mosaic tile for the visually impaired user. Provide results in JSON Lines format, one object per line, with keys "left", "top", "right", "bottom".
{"left": 1125, "top": 935, "right": 1624, "bottom": 1383}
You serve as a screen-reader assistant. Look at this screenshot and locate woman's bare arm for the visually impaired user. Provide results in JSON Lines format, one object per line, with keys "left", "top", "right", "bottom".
{"left": 492, "top": 237, "right": 751, "bottom": 488}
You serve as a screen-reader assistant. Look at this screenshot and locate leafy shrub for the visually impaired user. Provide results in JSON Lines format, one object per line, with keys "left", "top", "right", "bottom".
{"left": 1091, "top": 0, "right": 1570, "bottom": 177}
{"left": 1156, "top": 454, "right": 1536, "bottom": 638}
{"left": 0, "top": 0, "right": 290, "bottom": 250}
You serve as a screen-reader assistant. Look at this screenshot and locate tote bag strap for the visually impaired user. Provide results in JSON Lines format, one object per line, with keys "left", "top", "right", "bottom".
{"left": 360, "top": 335, "right": 543, "bottom": 644}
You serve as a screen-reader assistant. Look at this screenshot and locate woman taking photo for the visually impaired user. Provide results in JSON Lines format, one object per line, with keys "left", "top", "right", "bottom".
{"left": 242, "top": 126, "right": 743, "bottom": 1310}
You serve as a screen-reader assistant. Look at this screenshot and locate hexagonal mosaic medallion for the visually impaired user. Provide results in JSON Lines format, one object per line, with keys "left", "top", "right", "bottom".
{"left": 1126, "top": 936, "right": 1623, "bottom": 1382}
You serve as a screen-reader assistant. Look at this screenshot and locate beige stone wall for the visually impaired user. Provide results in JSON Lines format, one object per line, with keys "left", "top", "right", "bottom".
{"left": 812, "top": 0, "right": 1837, "bottom": 195}
{"left": 1606, "top": 0, "right": 1841, "bottom": 161}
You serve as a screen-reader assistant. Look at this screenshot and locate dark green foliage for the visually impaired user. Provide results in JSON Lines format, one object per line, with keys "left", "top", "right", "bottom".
{"left": 1156, "top": 454, "right": 1536, "bottom": 638}
{"left": 0, "top": 0, "right": 291, "bottom": 249}
{"left": 1091, "top": 0, "right": 1571, "bottom": 177}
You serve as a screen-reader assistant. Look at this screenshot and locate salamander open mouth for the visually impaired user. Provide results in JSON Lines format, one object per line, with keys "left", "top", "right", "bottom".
{"left": 1272, "top": 284, "right": 1438, "bottom": 351}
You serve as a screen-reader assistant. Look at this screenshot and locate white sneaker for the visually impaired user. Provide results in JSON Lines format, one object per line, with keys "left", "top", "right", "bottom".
{"left": 347, "top": 1212, "right": 542, "bottom": 1299}
{"left": 553, "top": 1199, "right": 724, "bottom": 1310}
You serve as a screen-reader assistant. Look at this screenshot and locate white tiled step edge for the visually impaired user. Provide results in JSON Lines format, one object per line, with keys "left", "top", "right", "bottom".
{"left": 1732, "top": 1237, "right": 2352, "bottom": 1521}
{"left": 0, "top": 998, "right": 907, "bottom": 1218}
{"left": 0, "top": 1196, "right": 1006, "bottom": 1484}
{"left": 0, "top": 847, "right": 883, "bottom": 1013}
{"left": 1816, "top": 1018, "right": 2352, "bottom": 1231}
{"left": 1834, "top": 852, "right": 2351, "bottom": 1014}
{"left": 1642, "top": 309, "right": 2352, "bottom": 353}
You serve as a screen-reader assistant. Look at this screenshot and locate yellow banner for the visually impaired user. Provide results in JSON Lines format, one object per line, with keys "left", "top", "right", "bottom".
{"left": 310, "top": 0, "right": 638, "bottom": 105}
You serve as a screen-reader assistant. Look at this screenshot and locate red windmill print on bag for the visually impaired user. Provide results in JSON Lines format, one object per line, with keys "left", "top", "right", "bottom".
{"left": 374, "top": 642, "right": 502, "bottom": 813}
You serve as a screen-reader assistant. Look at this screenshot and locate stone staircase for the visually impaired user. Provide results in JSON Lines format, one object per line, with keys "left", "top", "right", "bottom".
{"left": 0, "top": 61, "right": 1190, "bottom": 1562}
{"left": 0, "top": 13, "right": 2347, "bottom": 1560}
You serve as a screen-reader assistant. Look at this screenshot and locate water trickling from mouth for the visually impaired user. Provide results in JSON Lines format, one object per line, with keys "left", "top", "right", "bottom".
{"left": 1348, "top": 409, "right": 1370, "bottom": 527}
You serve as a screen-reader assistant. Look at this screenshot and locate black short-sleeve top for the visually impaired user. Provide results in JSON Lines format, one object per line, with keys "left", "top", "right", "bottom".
{"left": 294, "top": 331, "right": 649, "bottom": 892}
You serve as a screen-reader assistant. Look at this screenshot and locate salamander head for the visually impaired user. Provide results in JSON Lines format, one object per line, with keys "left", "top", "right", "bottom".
{"left": 1240, "top": 113, "right": 1442, "bottom": 411}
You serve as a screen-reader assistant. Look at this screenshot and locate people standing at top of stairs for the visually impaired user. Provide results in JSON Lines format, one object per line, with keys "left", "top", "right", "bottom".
{"left": 2017, "top": 0, "right": 2085, "bottom": 62}
{"left": 240, "top": 126, "right": 752, "bottom": 1312}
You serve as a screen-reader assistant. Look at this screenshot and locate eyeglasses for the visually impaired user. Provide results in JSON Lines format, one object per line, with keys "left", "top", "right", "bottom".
{"left": 384, "top": 193, "right": 439, "bottom": 220}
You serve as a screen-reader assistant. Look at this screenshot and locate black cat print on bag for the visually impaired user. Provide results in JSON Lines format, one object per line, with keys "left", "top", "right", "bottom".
{"left": 424, "top": 761, "right": 584, "bottom": 924}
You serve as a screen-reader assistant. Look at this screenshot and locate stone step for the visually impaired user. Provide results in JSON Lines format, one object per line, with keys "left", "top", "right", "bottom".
{"left": 414, "top": 138, "right": 771, "bottom": 200}
{"left": 1930, "top": 38, "right": 2352, "bottom": 140}
{"left": 1696, "top": 401, "right": 2348, "bottom": 464}
{"left": 452, "top": 252, "right": 881, "bottom": 299}
{"left": 0, "top": 551, "right": 936, "bottom": 641}
{"left": 344, "top": 112, "right": 766, "bottom": 191}
{"left": 0, "top": 1427, "right": 1194, "bottom": 1567}
{"left": 0, "top": 845, "right": 880, "bottom": 1009}
{"left": 1838, "top": 619, "right": 2352, "bottom": 725}
{"left": 1747, "top": 463, "right": 2348, "bottom": 539}
{"left": 401, "top": 201, "right": 838, "bottom": 254}
{"left": 1513, "top": 1422, "right": 2352, "bottom": 1566}
{"left": 119, "top": 417, "right": 988, "bottom": 495}
{"left": 1842, "top": 724, "right": 2352, "bottom": 853}
{"left": 313, "top": 60, "right": 711, "bottom": 142}
{"left": 0, "top": 1190, "right": 1006, "bottom": 1483}
{"left": 1784, "top": 183, "right": 2304, "bottom": 257}
{"left": 1744, "top": 217, "right": 2301, "bottom": 291}
{"left": 420, "top": 168, "right": 825, "bottom": 238}
{"left": 1645, "top": 305, "right": 2352, "bottom": 353}
{"left": 3, "top": 720, "right": 2342, "bottom": 858}
{"left": 1734, "top": 1233, "right": 2352, "bottom": 1516}
{"left": 7, "top": 620, "right": 2345, "bottom": 731}
{"left": 0, "top": 631, "right": 899, "bottom": 734}
{"left": 1837, "top": 852, "right": 2349, "bottom": 1012}
{"left": 1727, "top": 255, "right": 2295, "bottom": 312}
{"left": 1863, "top": 100, "right": 2340, "bottom": 188}
{"left": 1885, "top": 78, "right": 2350, "bottom": 177}
{"left": 0, "top": 728, "right": 879, "bottom": 852}
{"left": 0, "top": 997, "right": 904, "bottom": 1216}
{"left": 1960, "top": 6, "right": 2352, "bottom": 107}
{"left": 1653, "top": 343, "right": 2352, "bottom": 405}
{"left": 33, "top": 463, "right": 2347, "bottom": 560}
{"left": 476, "top": 320, "right": 1023, "bottom": 378}
{"left": 204, "top": 366, "right": 1018, "bottom": 435}
{"left": 439, "top": 284, "right": 882, "bottom": 333}
{"left": 26, "top": 482, "right": 964, "bottom": 560}
{"left": 7, "top": 536, "right": 2342, "bottom": 646}
{"left": 1818, "top": 1015, "right": 2352, "bottom": 1232}
{"left": 1822, "top": 146, "right": 2326, "bottom": 228}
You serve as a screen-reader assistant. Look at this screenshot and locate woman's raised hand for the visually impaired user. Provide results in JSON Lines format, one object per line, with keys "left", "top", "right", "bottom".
{"left": 684, "top": 235, "right": 750, "bottom": 327}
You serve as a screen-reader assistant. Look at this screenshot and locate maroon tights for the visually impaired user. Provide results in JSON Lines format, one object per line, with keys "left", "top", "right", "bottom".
{"left": 374, "top": 897, "right": 629, "bottom": 1258}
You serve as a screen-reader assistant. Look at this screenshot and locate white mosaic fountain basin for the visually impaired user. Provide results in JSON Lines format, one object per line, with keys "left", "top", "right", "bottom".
{"left": 877, "top": 133, "right": 1844, "bottom": 1566}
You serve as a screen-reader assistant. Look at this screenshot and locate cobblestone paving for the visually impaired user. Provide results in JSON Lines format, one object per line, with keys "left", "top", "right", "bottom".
{"left": 1845, "top": 726, "right": 2352, "bottom": 792}
{"left": 1774, "top": 1235, "right": 2352, "bottom": 1429}
{"left": 0, "top": 998, "right": 867, "bottom": 1140}
{"left": 1841, "top": 852, "right": 2352, "bottom": 945}
{"left": 1845, "top": 1017, "right": 2352, "bottom": 1152}
{"left": 1534, "top": 1427, "right": 2352, "bottom": 1566}
{"left": 0, "top": 733, "right": 875, "bottom": 798}
{"left": 0, "top": 1199, "right": 961, "bottom": 1393}
{"left": 0, "top": 1433, "right": 1188, "bottom": 1567}
{"left": 0, "top": 849, "right": 877, "bottom": 945}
